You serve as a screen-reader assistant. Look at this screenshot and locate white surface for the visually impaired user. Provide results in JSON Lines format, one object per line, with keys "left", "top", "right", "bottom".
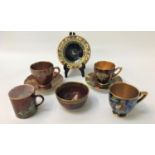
{"left": 0, "top": 31, "right": 154, "bottom": 124}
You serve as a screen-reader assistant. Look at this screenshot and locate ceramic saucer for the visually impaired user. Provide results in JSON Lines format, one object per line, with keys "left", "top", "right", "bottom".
{"left": 24, "top": 72, "right": 63, "bottom": 92}
{"left": 85, "top": 72, "right": 123, "bottom": 90}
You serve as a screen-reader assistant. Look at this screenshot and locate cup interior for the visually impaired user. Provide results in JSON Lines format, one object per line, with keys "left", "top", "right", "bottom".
{"left": 56, "top": 82, "right": 89, "bottom": 100}
{"left": 8, "top": 85, "right": 34, "bottom": 100}
{"left": 95, "top": 61, "right": 115, "bottom": 70}
{"left": 110, "top": 83, "right": 139, "bottom": 99}
{"left": 31, "top": 61, "right": 53, "bottom": 70}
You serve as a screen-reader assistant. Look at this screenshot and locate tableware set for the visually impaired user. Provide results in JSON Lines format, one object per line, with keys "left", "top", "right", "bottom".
{"left": 8, "top": 32, "right": 148, "bottom": 119}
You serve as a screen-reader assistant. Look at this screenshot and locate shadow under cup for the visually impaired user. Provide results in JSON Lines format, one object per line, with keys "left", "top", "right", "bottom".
{"left": 94, "top": 61, "right": 122, "bottom": 84}
{"left": 8, "top": 84, "right": 44, "bottom": 119}
{"left": 30, "top": 61, "right": 60, "bottom": 87}
{"left": 109, "top": 82, "right": 148, "bottom": 116}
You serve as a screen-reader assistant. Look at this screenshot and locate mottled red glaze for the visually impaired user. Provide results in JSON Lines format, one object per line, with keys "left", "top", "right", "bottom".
{"left": 56, "top": 82, "right": 89, "bottom": 110}
{"left": 10, "top": 95, "right": 37, "bottom": 118}
{"left": 8, "top": 85, "right": 44, "bottom": 119}
{"left": 24, "top": 72, "right": 63, "bottom": 91}
{"left": 30, "top": 61, "right": 60, "bottom": 86}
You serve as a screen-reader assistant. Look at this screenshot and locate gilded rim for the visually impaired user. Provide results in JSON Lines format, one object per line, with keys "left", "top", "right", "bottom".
{"left": 109, "top": 82, "right": 140, "bottom": 100}
{"left": 58, "top": 35, "right": 91, "bottom": 69}
{"left": 94, "top": 61, "right": 116, "bottom": 71}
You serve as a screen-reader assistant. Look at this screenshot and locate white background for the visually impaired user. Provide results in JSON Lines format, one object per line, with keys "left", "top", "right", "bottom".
{"left": 0, "top": 0, "right": 155, "bottom": 155}
{"left": 0, "top": 31, "right": 154, "bottom": 123}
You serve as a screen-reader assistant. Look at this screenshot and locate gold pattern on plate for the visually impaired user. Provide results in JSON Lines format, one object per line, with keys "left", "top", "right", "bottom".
{"left": 58, "top": 35, "right": 91, "bottom": 69}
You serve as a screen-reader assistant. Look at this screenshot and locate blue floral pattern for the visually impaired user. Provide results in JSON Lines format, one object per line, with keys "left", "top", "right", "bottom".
{"left": 109, "top": 93, "right": 137, "bottom": 115}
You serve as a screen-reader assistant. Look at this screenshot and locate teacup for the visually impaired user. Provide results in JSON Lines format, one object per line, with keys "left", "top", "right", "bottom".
{"left": 94, "top": 61, "right": 122, "bottom": 84}
{"left": 8, "top": 84, "right": 44, "bottom": 119}
{"left": 56, "top": 82, "right": 89, "bottom": 109}
{"left": 30, "top": 61, "right": 60, "bottom": 88}
{"left": 109, "top": 82, "right": 148, "bottom": 117}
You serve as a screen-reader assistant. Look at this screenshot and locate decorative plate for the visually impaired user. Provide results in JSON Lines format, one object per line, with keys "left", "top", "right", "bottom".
{"left": 58, "top": 33, "right": 91, "bottom": 69}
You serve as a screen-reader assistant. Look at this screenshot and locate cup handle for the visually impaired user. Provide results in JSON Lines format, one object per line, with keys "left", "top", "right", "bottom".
{"left": 113, "top": 67, "right": 122, "bottom": 78}
{"left": 53, "top": 67, "right": 60, "bottom": 77}
{"left": 137, "top": 91, "right": 148, "bottom": 103}
{"left": 35, "top": 95, "right": 44, "bottom": 108}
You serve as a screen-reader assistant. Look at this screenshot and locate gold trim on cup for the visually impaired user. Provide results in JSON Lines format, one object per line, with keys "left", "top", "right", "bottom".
{"left": 109, "top": 82, "right": 148, "bottom": 101}
{"left": 94, "top": 61, "right": 116, "bottom": 71}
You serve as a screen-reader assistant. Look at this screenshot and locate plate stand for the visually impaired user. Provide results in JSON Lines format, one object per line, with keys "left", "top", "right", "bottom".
{"left": 64, "top": 63, "right": 85, "bottom": 78}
